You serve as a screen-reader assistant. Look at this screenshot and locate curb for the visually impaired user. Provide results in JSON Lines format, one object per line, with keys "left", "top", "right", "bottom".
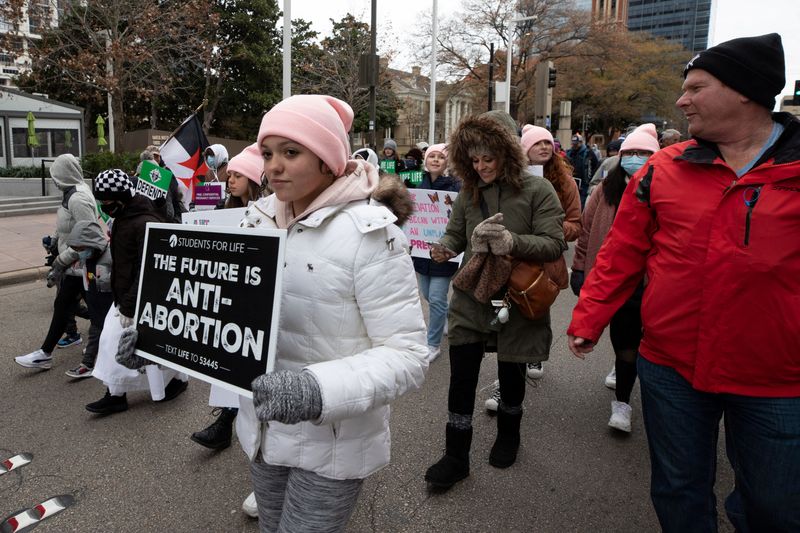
{"left": 0, "top": 266, "right": 49, "bottom": 287}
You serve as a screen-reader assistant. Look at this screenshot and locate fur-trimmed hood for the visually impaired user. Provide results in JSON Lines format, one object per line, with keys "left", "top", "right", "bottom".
{"left": 448, "top": 114, "right": 526, "bottom": 203}
{"left": 372, "top": 174, "right": 414, "bottom": 226}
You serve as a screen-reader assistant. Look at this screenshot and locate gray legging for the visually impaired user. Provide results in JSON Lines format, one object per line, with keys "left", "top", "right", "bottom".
{"left": 250, "top": 460, "right": 363, "bottom": 533}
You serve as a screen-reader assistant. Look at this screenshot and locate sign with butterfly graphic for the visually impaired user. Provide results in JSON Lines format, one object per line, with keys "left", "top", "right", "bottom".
{"left": 402, "top": 188, "right": 461, "bottom": 263}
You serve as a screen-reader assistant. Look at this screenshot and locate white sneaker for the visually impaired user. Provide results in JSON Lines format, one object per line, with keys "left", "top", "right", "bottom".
{"left": 427, "top": 345, "right": 441, "bottom": 362}
{"left": 526, "top": 362, "right": 544, "bottom": 379}
{"left": 608, "top": 400, "right": 632, "bottom": 433}
{"left": 484, "top": 380, "right": 501, "bottom": 412}
{"left": 15, "top": 349, "right": 53, "bottom": 369}
{"left": 242, "top": 491, "right": 258, "bottom": 518}
{"left": 605, "top": 365, "right": 617, "bottom": 389}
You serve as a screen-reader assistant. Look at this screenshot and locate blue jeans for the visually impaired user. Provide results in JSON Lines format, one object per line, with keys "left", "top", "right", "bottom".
{"left": 637, "top": 356, "right": 800, "bottom": 533}
{"left": 417, "top": 274, "right": 451, "bottom": 347}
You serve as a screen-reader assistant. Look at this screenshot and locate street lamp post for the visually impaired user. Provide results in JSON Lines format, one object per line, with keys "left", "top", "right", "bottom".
{"left": 282, "top": 0, "right": 291, "bottom": 99}
{"left": 428, "top": 0, "right": 438, "bottom": 145}
{"left": 505, "top": 15, "right": 537, "bottom": 115}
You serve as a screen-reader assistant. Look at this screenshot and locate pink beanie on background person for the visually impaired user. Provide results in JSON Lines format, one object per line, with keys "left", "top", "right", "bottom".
{"left": 257, "top": 95, "right": 354, "bottom": 177}
{"left": 424, "top": 143, "right": 448, "bottom": 171}
{"left": 227, "top": 143, "right": 263, "bottom": 185}
{"left": 521, "top": 124, "right": 554, "bottom": 157}
{"left": 620, "top": 123, "right": 660, "bottom": 154}
{"left": 425, "top": 143, "right": 447, "bottom": 161}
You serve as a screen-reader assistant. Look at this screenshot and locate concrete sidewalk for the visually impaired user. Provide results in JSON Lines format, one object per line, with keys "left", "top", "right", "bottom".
{"left": 0, "top": 212, "right": 57, "bottom": 286}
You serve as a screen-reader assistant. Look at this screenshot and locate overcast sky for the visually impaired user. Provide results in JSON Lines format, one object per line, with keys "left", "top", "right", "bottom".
{"left": 285, "top": 0, "right": 799, "bottom": 104}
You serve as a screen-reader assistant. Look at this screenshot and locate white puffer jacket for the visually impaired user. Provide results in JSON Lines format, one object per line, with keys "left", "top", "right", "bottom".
{"left": 236, "top": 190, "right": 428, "bottom": 480}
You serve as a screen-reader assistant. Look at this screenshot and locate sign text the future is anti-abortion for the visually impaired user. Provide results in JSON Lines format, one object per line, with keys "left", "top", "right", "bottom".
{"left": 134, "top": 224, "right": 286, "bottom": 397}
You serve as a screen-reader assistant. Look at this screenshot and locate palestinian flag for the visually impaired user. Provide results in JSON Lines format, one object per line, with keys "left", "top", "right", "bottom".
{"left": 159, "top": 114, "right": 210, "bottom": 205}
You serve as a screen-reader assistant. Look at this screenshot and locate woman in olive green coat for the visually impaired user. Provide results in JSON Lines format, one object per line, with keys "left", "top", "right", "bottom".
{"left": 424, "top": 113, "right": 565, "bottom": 491}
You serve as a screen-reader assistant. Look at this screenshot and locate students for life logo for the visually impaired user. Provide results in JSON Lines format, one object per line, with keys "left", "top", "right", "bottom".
{"left": 169, "top": 234, "right": 178, "bottom": 248}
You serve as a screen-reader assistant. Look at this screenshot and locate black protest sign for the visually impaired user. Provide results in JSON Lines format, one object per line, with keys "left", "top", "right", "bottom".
{"left": 134, "top": 223, "right": 286, "bottom": 398}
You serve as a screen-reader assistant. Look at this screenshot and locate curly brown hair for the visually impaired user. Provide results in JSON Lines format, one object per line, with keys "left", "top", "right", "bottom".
{"left": 543, "top": 152, "right": 574, "bottom": 204}
{"left": 448, "top": 115, "right": 526, "bottom": 206}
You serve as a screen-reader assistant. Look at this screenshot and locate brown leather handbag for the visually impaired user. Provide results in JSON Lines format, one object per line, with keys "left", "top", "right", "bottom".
{"left": 506, "top": 259, "right": 560, "bottom": 320}
{"left": 544, "top": 256, "right": 569, "bottom": 290}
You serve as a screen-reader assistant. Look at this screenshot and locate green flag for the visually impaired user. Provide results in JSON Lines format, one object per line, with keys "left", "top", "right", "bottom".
{"left": 96, "top": 201, "right": 110, "bottom": 223}
{"left": 137, "top": 160, "right": 174, "bottom": 201}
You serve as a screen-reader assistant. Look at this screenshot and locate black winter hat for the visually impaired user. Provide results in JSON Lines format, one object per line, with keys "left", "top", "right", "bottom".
{"left": 606, "top": 139, "right": 623, "bottom": 154}
{"left": 683, "top": 33, "right": 785, "bottom": 110}
{"left": 94, "top": 169, "right": 135, "bottom": 202}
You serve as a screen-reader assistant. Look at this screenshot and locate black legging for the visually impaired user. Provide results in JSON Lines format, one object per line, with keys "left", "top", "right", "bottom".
{"left": 41, "top": 275, "right": 85, "bottom": 353}
{"left": 448, "top": 341, "right": 527, "bottom": 415}
{"left": 609, "top": 304, "right": 643, "bottom": 404}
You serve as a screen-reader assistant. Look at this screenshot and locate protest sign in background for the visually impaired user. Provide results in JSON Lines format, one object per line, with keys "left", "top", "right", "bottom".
{"left": 193, "top": 182, "right": 225, "bottom": 211}
{"left": 380, "top": 159, "right": 396, "bottom": 174}
{"left": 402, "top": 188, "right": 461, "bottom": 263}
{"left": 134, "top": 223, "right": 286, "bottom": 398}
{"left": 137, "top": 160, "right": 174, "bottom": 201}
{"left": 181, "top": 207, "right": 247, "bottom": 227}
{"left": 399, "top": 170, "right": 423, "bottom": 187}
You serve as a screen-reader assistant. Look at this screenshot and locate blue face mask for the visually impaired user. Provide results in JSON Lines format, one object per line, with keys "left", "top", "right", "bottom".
{"left": 621, "top": 155, "right": 649, "bottom": 176}
{"left": 206, "top": 155, "right": 217, "bottom": 170}
{"left": 78, "top": 249, "right": 93, "bottom": 261}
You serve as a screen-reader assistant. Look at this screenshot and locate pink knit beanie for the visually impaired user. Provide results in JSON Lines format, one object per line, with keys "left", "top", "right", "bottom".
{"left": 521, "top": 124, "right": 554, "bottom": 157}
{"left": 257, "top": 95, "right": 353, "bottom": 177}
{"left": 425, "top": 143, "right": 447, "bottom": 161}
{"left": 620, "top": 123, "right": 660, "bottom": 154}
{"left": 227, "top": 143, "right": 263, "bottom": 185}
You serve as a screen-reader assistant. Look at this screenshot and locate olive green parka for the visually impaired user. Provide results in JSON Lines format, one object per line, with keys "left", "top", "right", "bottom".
{"left": 439, "top": 115, "right": 566, "bottom": 362}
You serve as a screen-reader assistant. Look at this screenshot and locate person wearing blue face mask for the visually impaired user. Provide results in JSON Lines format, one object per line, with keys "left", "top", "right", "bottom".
{"left": 63, "top": 220, "right": 114, "bottom": 379}
{"left": 203, "top": 144, "right": 229, "bottom": 182}
{"left": 570, "top": 123, "right": 660, "bottom": 433}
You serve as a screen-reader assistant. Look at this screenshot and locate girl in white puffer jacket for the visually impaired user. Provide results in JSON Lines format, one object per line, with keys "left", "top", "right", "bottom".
{"left": 237, "top": 94, "right": 428, "bottom": 533}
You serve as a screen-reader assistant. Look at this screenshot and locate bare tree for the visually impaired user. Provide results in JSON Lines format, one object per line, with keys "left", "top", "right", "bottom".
{"left": 410, "top": 0, "right": 592, "bottom": 117}
{"left": 1, "top": 0, "right": 212, "bottom": 148}
{"left": 293, "top": 14, "right": 402, "bottom": 137}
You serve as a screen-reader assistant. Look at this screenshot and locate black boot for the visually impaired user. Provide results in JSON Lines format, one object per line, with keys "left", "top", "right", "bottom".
{"left": 191, "top": 408, "right": 237, "bottom": 450}
{"left": 424, "top": 424, "right": 472, "bottom": 491}
{"left": 156, "top": 378, "right": 188, "bottom": 402}
{"left": 86, "top": 389, "right": 128, "bottom": 415}
{"left": 489, "top": 408, "right": 522, "bottom": 468}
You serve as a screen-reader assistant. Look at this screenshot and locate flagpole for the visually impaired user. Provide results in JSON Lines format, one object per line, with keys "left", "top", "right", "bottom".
{"left": 158, "top": 100, "right": 208, "bottom": 148}
{"left": 193, "top": 99, "right": 208, "bottom": 116}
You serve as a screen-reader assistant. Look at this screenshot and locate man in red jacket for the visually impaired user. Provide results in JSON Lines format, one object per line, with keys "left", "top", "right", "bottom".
{"left": 567, "top": 33, "right": 800, "bottom": 532}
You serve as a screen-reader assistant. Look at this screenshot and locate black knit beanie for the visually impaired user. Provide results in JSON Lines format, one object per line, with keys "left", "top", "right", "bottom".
{"left": 683, "top": 33, "right": 785, "bottom": 110}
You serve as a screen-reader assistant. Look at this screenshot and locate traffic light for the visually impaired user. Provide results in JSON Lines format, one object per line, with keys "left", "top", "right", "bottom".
{"left": 547, "top": 67, "right": 557, "bottom": 89}
{"left": 794, "top": 80, "right": 800, "bottom": 105}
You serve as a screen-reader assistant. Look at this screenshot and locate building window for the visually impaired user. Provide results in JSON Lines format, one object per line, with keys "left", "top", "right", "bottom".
{"left": 28, "top": 1, "right": 52, "bottom": 35}
{"left": 12, "top": 127, "right": 79, "bottom": 159}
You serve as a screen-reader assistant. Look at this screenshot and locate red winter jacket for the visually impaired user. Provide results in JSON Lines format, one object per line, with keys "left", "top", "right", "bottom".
{"left": 568, "top": 113, "right": 800, "bottom": 397}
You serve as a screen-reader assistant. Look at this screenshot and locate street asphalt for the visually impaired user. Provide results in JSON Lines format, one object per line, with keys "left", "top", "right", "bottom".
{"left": 0, "top": 279, "right": 736, "bottom": 532}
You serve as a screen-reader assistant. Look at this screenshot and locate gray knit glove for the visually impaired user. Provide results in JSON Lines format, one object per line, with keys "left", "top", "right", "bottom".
{"left": 115, "top": 326, "right": 148, "bottom": 370}
{"left": 251, "top": 370, "right": 323, "bottom": 424}
{"left": 471, "top": 213, "right": 504, "bottom": 253}
{"left": 487, "top": 227, "right": 513, "bottom": 256}
{"left": 473, "top": 213, "right": 513, "bottom": 256}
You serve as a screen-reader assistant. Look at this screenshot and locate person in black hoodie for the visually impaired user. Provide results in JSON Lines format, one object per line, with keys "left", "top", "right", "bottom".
{"left": 411, "top": 144, "right": 461, "bottom": 362}
{"left": 86, "top": 169, "right": 188, "bottom": 415}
